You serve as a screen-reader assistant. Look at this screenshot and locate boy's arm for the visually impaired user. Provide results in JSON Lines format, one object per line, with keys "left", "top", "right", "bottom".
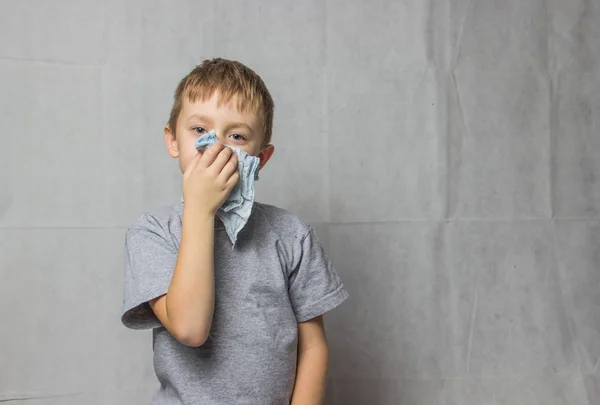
{"left": 149, "top": 143, "right": 239, "bottom": 347}
{"left": 290, "top": 315, "right": 329, "bottom": 405}
{"left": 149, "top": 209, "right": 215, "bottom": 347}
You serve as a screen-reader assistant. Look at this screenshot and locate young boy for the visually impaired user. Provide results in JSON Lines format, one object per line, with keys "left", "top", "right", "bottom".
{"left": 121, "top": 58, "right": 348, "bottom": 405}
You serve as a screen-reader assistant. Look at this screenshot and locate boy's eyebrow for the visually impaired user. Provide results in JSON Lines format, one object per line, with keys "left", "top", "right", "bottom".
{"left": 225, "top": 121, "right": 254, "bottom": 134}
{"left": 188, "top": 114, "right": 213, "bottom": 123}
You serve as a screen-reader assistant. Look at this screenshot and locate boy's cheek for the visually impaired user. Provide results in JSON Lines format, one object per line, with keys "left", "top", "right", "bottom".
{"left": 180, "top": 150, "right": 200, "bottom": 171}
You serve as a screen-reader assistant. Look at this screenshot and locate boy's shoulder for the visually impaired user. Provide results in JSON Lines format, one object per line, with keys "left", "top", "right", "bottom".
{"left": 128, "top": 204, "right": 183, "bottom": 234}
{"left": 252, "top": 202, "right": 313, "bottom": 239}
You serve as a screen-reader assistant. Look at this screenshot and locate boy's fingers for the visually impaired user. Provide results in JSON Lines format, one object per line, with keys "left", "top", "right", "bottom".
{"left": 210, "top": 147, "right": 233, "bottom": 172}
{"left": 199, "top": 143, "right": 225, "bottom": 167}
{"left": 219, "top": 154, "right": 238, "bottom": 180}
{"left": 226, "top": 171, "right": 240, "bottom": 189}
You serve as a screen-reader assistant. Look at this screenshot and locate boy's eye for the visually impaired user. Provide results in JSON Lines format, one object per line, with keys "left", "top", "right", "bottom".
{"left": 193, "top": 127, "right": 207, "bottom": 135}
{"left": 230, "top": 133, "right": 245, "bottom": 141}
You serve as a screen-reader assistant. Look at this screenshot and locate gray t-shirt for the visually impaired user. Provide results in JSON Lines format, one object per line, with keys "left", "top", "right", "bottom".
{"left": 121, "top": 202, "right": 348, "bottom": 405}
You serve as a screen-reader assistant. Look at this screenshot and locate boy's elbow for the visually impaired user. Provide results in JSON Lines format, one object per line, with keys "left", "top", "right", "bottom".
{"left": 171, "top": 324, "right": 210, "bottom": 347}
{"left": 159, "top": 303, "right": 212, "bottom": 347}
{"left": 179, "top": 334, "right": 208, "bottom": 348}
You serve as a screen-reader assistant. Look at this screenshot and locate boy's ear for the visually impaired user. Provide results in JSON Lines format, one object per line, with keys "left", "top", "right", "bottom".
{"left": 164, "top": 126, "right": 179, "bottom": 158}
{"left": 258, "top": 144, "right": 275, "bottom": 170}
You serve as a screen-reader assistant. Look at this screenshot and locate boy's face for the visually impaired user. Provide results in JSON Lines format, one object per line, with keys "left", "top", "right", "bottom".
{"left": 164, "top": 92, "right": 274, "bottom": 173}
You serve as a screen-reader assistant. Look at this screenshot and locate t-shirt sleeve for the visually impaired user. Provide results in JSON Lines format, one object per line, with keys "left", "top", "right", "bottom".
{"left": 121, "top": 216, "right": 178, "bottom": 330}
{"left": 288, "top": 226, "right": 349, "bottom": 323}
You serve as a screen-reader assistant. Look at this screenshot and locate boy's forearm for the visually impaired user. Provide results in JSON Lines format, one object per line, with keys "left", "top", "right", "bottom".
{"left": 165, "top": 208, "right": 215, "bottom": 345}
{"left": 290, "top": 344, "right": 329, "bottom": 405}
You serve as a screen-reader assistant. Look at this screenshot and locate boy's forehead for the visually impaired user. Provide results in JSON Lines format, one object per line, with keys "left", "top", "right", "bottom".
{"left": 181, "top": 92, "right": 259, "bottom": 119}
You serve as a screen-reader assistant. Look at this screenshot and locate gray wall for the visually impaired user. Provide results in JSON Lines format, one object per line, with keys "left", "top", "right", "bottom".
{"left": 1, "top": 0, "right": 599, "bottom": 404}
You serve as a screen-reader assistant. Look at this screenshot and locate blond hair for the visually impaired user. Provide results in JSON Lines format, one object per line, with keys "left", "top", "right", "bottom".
{"left": 168, "top": 58, "right": 274, "bottom": 146}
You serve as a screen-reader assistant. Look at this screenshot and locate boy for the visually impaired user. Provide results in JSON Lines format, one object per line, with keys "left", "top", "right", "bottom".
{"left": 121, "top": 58, "right": 348, "bottom": 405}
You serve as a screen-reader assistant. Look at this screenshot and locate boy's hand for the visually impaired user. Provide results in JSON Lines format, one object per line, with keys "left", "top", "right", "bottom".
{"left": 183, "top": 142, "right": 239, "bottom": 215}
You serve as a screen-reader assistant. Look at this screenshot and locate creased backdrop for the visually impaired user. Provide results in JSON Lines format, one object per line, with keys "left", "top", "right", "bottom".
{"left": 1, "top": 0, "right": 599, "bottom": 404}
